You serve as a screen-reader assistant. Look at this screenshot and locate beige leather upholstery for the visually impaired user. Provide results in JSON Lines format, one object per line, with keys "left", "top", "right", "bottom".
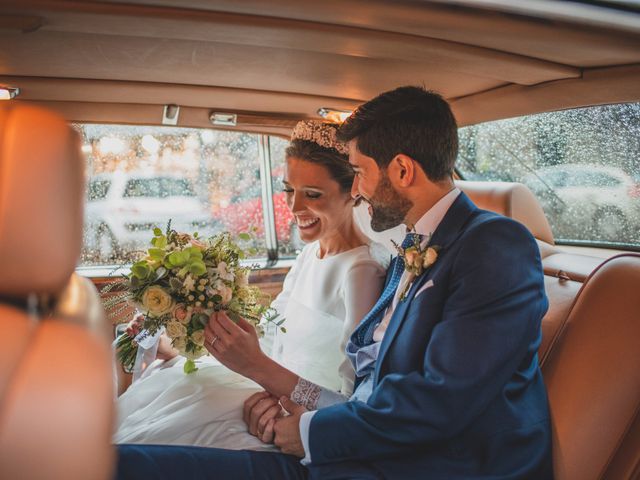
{"left": 539, "top": 275, "right": 583, "bottom": 366}
{"left": 457, "top": 180, "right": 640, "bottom": 479}
{"left": 543, "top": 254, "right": 640, "bottom": 480}
{"left": 54, "top": 272, "right": 112, "bottom": 341}
{"left": 0, "top": 104, "right": 84, "bottom": 298}
{"left": 0, "top": 104, "right": 114, "bottom": 480}
{"left": 456, "top": 180, "right": 555, "bottom": 245}
{"left": 542, "top": 252, "right": 606, "bottom": 283}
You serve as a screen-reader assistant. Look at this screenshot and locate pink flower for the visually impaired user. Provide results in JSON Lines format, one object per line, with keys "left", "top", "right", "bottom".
{"left": 190, "top": 238, "right": 207, "bottom": 249}
{"left": 173, "top": 304, "right": 190, "bottom": 324}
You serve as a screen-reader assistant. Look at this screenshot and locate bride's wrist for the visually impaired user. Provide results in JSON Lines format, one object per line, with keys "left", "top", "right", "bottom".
{"left": 245, "top": 352, "right": 272, "bottom": 383}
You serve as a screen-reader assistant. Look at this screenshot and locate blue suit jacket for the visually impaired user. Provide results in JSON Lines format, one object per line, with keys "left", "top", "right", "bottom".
{"left": 308, "top": 193, "right": 553, "bottom": 479}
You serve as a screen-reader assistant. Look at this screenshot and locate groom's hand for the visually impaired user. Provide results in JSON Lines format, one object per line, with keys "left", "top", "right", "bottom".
{"left": 273, "top": 396, "right": 307, "bottom": 458}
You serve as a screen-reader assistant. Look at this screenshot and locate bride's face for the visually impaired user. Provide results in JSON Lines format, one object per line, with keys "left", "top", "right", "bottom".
{"left": 283, "top": 156, "right": 353, "bottom": 244}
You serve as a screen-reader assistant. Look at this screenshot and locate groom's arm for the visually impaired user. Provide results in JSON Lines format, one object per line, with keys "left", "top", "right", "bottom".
{"left": 308, "top": 218, "right": 548, "bottom": 464}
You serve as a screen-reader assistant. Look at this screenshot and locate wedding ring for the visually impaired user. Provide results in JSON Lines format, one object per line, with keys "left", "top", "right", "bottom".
{"left": 210, "top": 336, "right": 219, "bottom": 347}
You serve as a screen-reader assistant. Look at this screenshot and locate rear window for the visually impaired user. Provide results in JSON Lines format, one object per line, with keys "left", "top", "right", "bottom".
{"left": 456, "top": 102, "right": 640, "bottom": 248}
{"left": 123, "top": 178, "right": 196, "bottom": 198}
{"left": 77, "top": 125, "right": 290, "bottom": 266}
{"left": 88, "top": 179, "right": 111, "bottom": 200}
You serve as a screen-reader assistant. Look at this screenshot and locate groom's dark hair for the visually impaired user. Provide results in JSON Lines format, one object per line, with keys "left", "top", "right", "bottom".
{"left": 337, "top": 86, "right": 458, "bottom": 181}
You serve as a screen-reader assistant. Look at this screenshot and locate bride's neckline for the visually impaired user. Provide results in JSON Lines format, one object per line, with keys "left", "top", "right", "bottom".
{"left": 313, "top": 242, "right": 369, "bottom": 260}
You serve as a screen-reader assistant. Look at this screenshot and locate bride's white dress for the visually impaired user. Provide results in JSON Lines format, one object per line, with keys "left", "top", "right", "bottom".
{"left": 114, "top": 241, "right": 387, "bottom": 449}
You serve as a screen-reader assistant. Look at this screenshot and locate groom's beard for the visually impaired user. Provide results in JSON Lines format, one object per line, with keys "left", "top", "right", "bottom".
{"left": 367, "top": 172, "right": 412, "bottom": 232}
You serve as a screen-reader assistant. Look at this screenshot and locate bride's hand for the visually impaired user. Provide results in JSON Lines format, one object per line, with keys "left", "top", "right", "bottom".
{"left": 205, "top": 311, "right": 266, "bottom": 377}
{"left": 127, "top": 314, "right": 177, "bottom": 361}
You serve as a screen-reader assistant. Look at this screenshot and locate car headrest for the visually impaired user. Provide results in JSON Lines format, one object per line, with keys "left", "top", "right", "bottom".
{"left": 455, "top": 180, "right": 555, "bottom": 245}
{"left": 0, "top": 104, "right": 84, "bottom": 298}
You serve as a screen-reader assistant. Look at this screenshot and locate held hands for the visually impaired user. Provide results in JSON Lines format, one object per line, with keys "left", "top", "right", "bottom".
{"left": 243, "top": 391, "right": 307, "bottom": 457}
{"left": 204, "top": 311, "right": 265, "bottom": 377}
{"left": 243, "top": 391, "right": 283, "bottom": 443}
{"left": 274, "top": 396, "right": 307, "bottom": 457}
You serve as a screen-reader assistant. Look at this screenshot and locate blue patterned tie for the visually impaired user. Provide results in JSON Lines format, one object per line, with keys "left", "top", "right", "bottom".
{"left": 353, "top": 233, "right": 417, "bottom": 347}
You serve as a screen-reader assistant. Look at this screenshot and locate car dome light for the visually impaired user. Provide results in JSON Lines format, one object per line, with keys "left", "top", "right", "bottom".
{"left": 210, "top": 112, "right": 237, "bottom": 126}
{"left": 0, "top": 86, "right": 19, "bottom": 100}
{"left": 317, "top": 107, "right": 352, "bottom": 123}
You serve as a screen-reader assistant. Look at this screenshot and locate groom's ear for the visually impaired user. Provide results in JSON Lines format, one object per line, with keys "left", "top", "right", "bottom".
{"left": 389, "top": 154, "right": 416, "bottom": 187}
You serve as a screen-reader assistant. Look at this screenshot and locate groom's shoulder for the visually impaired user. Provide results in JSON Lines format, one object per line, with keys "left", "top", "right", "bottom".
{"left": 460, "top": 208, "right": 537, "bottom": 251}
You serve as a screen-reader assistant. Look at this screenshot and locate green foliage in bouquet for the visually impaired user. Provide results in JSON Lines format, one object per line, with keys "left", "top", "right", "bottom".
{"left": 105, "top": 224, "right": 282, "bottom": 374}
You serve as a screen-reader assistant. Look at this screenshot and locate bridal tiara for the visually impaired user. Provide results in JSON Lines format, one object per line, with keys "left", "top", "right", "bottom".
{"left": 291, "top": 120, "right": 350, "bottom": 155}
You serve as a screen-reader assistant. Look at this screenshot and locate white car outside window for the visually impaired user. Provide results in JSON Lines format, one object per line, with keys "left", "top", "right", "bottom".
{"left": 84, "top": 171, "right": 214, "bottom": 263}
{"left": 524, "top": 164, "right": 640, "bottom": 240}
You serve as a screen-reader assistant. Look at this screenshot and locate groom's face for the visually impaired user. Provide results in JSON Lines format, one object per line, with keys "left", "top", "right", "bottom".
{"left": 349, "top": 140, "right": 412, "bottom": 232}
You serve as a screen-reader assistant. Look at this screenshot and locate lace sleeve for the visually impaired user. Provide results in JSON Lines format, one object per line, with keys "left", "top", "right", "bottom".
{"left": 290, "top": 378, "right": 322, "bottom": 409}
{"left": 290, "top": 377, "right": 349, "bottom": 410}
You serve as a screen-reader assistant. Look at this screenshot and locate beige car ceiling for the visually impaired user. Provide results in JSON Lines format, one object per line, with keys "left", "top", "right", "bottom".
{"left": 1, "top": 0, "right": 640, "bottom": 132}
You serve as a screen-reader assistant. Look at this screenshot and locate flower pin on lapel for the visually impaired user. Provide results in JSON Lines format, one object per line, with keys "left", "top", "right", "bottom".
{"left": 392, "top": 232, "right": 440, "bottom": 301}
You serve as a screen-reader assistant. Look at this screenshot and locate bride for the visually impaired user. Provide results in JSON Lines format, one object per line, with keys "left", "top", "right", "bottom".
{"left": 114, "top": 120, "right": 388, "bottom": 450}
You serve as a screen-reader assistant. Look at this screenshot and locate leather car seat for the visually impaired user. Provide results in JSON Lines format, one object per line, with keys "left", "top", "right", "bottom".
{"left": 458, "top": 180, "right": 640, "bottom": 479}
{"left": 455, "top": 180, "right": 555, "bottom": 245}
{"left": 0, "top": 104, "right": 114, "bottom": 479}
{"left": 542, "top": 253, "right": 640, "bottom": 480}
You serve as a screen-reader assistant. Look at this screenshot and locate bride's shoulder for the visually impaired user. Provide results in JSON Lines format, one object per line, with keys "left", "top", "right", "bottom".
{"left": 293, "top": 241, "right": 318, "bottom": 262}
{"left": 347, "top": 242, "right": 390, "bottom": 271}
{"left": 366, "top": 242, "right": 392, "bottom": 270}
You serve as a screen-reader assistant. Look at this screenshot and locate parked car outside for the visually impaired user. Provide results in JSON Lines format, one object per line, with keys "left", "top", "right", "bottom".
{"left": 84, "top": 171, "right": 216, "bottom": 263}
{"left": 523, "top": 164, "right": 640, "bottom": 241}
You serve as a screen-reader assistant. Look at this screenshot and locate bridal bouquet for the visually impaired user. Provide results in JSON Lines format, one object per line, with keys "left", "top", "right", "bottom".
{"left": 106, "top": 225, "right": 281, "bottom": 374}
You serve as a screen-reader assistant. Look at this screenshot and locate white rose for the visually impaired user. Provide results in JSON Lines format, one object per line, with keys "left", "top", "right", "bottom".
{"left": 423, "top": 247, "right": 438, "bottom": 267}
{"left": 183, "top": 274, "right": 196, "bottom": 293}
{"left": 165, "top": 320, "right": 187, "bottom": 339}
{"left": 237, "top": 269, "right": 250, "bottom": 287}
{"left": 404, "top": 248, "right": 418, "bottom": 266}
{"left": 219, "top": 285, "right": 233, "bottom": 305}
{"left": 216, "top": 262, "right": 235, "bottom": 282}
{"left": 172, "top": 336, "right": 187, "bottom": 353}
{"left": 141, "top": 286, "right": 174, "bottom": 316}
{"left": 190, "top": 329, "right": 205, "bottom": 346}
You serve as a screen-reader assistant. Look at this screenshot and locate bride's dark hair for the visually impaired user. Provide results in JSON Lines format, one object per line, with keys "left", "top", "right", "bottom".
{"left": 285, "top": 139, "right": 353, "bottom": 194}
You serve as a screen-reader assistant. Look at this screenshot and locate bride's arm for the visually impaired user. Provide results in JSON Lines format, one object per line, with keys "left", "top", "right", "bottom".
{"left": 205, "top": 311, "right": 304, "bottom": 399}
{"left": 338, "top": 260, "right": 387, "bottom": 395}
{"left": 257, "top": 255, "right": 300, "bottom": 357}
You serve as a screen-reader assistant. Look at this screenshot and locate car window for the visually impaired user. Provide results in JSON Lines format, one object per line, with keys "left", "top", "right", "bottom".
{"left": 87, "top": 179, "right": 111, "bottom": 201}
{"left": 78, "top": 124, "right": 277, "bottom": 266}
{"left": 163, "top": 178, "right": 196, "bottom": 197}
{"left": 457, "top": 102, "right": 640, "bottom": 247}
{"left": 123, "top": 178, "right": 161, "bottom": 198}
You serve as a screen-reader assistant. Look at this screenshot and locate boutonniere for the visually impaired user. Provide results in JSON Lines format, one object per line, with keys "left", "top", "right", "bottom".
{"left": 392, "top": 232, "right": 440, "bottom": 301}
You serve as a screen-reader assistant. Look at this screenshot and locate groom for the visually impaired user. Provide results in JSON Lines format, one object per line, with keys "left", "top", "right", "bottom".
{"left": 117, "top": 86, "right": 552, "bottom": 479}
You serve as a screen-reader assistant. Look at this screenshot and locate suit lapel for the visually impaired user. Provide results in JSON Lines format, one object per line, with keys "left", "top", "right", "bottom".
{"left": 374, "top": 192, "right": 478, "bottom": 384}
